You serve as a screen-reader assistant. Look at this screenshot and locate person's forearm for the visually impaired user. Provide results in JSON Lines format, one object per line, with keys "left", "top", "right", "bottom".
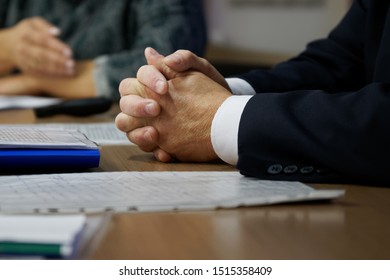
{"left": 33, "top": 61, "right": 97, "bottom": 99}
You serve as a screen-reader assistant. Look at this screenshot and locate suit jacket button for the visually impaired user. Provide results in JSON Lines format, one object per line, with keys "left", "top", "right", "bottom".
{"left": 316, "top": 168, "right": 330, "bottom": 174}
{"left": 267, "top": 164, "right": 283, "bottom": 174}
{"left": 300, "top": 166, "right": 314, "bottom": 174}
{"left": 284, "top": 165, "right": 298, "bottom": 174}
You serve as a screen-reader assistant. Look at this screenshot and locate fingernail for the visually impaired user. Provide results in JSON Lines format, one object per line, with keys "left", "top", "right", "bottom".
{"left": 66, "top": 60, "right": 75, "bottom": 69}
{"left": 147, "top": 47, "right": 159, "bottom": 56}
{"left": 66, "top": 61, "right": 75, "bottom": 75}
{"left": 63, "top": 48, "right": 73, "bottom": 58}
{"left": 49, "top": 27, "right": 61, "bottom": 36}
{"left": 155, "top": 79, "right": 165, "bottom": 94}
{"left": 145, "top": 102, "right": 158, "bottom": 116}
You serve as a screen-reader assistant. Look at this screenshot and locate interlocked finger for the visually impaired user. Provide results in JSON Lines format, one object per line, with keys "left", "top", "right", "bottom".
{"left": 115, "top": 112, "right": 146, "bottom": 133}
{"left": 127, "top": 127, "right": 159, "bottom": 152}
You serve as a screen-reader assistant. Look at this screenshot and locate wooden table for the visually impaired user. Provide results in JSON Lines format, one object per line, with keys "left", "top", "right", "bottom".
{"left": 1, "top": 107, "right": 390, "bottom": 260}
{"left": 92, "top": 145, "right": 390, "bottom": 260}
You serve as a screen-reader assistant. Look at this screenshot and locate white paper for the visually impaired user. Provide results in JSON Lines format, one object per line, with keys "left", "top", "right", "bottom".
{"left": 0, "top": 214, "right": 85, "bottom": 244}
{"left": 0, "top": 96, "right": 62, "bottom": 110}
{"left": 0, "top": 123, "right": 130, "bottom": 145}
{"left": 41, "top": 123, "right": 131, "bottom": 145}
{"left": 0, "top": 172, "right": 345, "bottom": 214}
{"left": 0, "top": 126, "right": 97, "bottom": 149}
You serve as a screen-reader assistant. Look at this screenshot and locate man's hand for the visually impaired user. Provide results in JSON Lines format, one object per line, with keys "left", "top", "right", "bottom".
{"left": 116, "top": 68, "right": 231, "bottom": 162}
{"left": 116, "top": 76, "right": 163, "bottom": 156}
{"left": 116, "top": 48, "right": 232, "bottom": 162}
{"left": 142, "top": 47, "right": 230, "bottom": 94}
{"left": 1, "top": 17, "right": 75, "bottom": 77}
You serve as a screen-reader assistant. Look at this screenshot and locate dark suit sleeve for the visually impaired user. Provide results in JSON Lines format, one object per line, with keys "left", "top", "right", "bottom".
{"left": 236, "top": 0, "right": 390, "bottom": 185}
{"left": 237, "top": 84, "right": 390, "bottom": 185}
{"left": 237, "top": 0, "right": 367, "bottom": 93}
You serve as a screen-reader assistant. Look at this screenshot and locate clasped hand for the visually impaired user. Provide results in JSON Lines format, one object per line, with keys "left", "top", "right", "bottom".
{"left": 115, "top": 47, "right": 232, "bottom": 162}
{"left": 2, "top": 17, "right": 74, "bottom": 77}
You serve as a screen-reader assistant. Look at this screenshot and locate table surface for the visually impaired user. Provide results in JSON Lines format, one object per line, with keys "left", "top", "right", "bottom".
{"left": 1, "top": 107, "right": 390, "bottom": 260}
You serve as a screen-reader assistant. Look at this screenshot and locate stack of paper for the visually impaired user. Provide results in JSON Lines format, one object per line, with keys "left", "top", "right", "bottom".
{"left": 0, "top": 123, "right": 131, "bottom": 145}
{"left": 0, "top": 215, "right": 86, "bottom": 259}
{"left": 0, "top": 126, "right": 100, "bottom": 169}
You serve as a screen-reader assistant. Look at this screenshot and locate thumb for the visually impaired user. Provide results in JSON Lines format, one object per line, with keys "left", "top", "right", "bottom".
{"left": 144, "top": 47, "right": 177, "bottom": 80}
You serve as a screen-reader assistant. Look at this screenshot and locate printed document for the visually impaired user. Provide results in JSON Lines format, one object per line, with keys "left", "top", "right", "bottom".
{"left": 0, "top": 126, "right": 97, "bottom": 149}
{"left": 0, "top": 172, "right": 344, "bottom": 214}
{"left": 0, "top": 123, "right": 130, "bottom": 145}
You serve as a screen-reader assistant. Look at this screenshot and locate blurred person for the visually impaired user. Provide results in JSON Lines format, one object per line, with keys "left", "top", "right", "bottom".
{"left": 116, "top": 0, "right": 390, "bottom": 185}
{"left": 0, "top": 0, "right": 206, "bottom": 100}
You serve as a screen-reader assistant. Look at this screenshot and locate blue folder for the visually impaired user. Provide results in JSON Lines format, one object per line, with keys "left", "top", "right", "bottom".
{"left": 0, "top": 148, "right": 100, "bottom": 169}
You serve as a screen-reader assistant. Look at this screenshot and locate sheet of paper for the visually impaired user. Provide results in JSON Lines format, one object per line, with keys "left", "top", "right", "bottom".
{"left": 41, "top": 123, "right": 131, "bottom": 145}
{"left": 0, "top": 214, "right": 86, "bottom": 258}
{"left": 0, "top": 126, "right": 97, "bottom": 149}
{"left": 0, "top": 172, "right": 344, "bottom": 214}
{"left": 0, "top": 123, "right": 130, "bottom": 145}
{"left": 0, "top": 215, "right": 85, "bottom": 244}
{"left": 0, "top": 96, "right": 62, "bottom": 111}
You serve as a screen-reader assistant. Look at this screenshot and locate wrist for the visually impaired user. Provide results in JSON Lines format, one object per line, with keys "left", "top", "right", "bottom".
{"left": 30, "top": 61, "right": 97, "bottom": 98}
{"left": 23, "top": 75, "right": 43, "bottom": 94}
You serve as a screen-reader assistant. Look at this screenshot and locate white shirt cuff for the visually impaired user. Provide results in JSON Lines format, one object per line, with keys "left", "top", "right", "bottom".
{"left": 93, "top": 56, "right": 112, "bottom": 99}
{"left": 226, "top": 78, "right": 256, "bottom": 95}
{"left": 211, "top": 95, "right": 252, "bottom": 165}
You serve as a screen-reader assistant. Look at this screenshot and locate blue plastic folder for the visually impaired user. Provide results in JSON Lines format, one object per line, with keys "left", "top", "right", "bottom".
{"left": 0, "top": 149, "right": 100, "bottom": 169}
{"left": 0, "top": 126, "right": 100, "bottom": 170}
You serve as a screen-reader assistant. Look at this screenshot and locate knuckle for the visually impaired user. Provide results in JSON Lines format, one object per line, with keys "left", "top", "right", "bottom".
{"left": 181, "top": 50, "right": 195, "bottom": 61}
{"left": 179, "top": 49, "right": 192, "bottom": 57}
{"left": 128, "top": 130, "right": 156, "bottom": 152}
{"left": 19, "top": 18, "right": 31, "bottom": 26}
{"left": 118, "top": 78, "right": 133, "bottom": 95}
{"left": 136, "top": 65, "right": 150, "bottom": 79}
{"left": 119, "top": 96, "right": 143, "bottom": 117}
{"left": 119, "top": 96, "right": 130, "bottom": 112}
{"left": 114, "top": 114, "right": 128, "bottom": 132}
{"left": 30, "top": 16, "right": 41, "bottom": 22}
{"left": 128, "top": 130, "right": 142, "bottom": 145}
{"left": 18, "top": 29, "right": 30, "bottom": 41}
